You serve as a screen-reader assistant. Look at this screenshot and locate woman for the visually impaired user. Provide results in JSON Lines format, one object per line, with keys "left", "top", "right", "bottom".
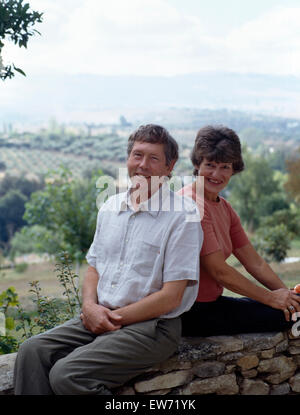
{"left": 179, "top": 125, "right": 300, "bottom": 336}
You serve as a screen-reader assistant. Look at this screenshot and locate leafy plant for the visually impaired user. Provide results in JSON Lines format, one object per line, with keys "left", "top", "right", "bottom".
{"left": 251, "top": 224, "right": 292, "bottom": 263}
{"left": 0, "top": 251, "right": 83, "bottom": 354}
{"left": 0, "top": 0, "right": 43, "bottom": 80}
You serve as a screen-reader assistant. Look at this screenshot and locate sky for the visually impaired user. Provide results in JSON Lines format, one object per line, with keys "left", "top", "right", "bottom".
{"left": 2, "top": 0, "right": 300, "bottom": 77}
{"left": 2, "top": 0, "right": 300, "bottom": 124}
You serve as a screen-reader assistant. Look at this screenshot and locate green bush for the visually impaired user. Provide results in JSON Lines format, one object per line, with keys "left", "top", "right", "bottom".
{"left": 252, "top": 224, "right": 292, "bottom": 263}
{"left": 15, "top": 262, "right": 28, "bottom": 273}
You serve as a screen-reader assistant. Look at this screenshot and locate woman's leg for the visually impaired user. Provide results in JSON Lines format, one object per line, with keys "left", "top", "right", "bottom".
{"left": 181, "top": 296, "right": 294, "bottom": 337}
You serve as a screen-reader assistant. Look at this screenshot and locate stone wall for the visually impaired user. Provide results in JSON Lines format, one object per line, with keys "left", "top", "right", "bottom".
{"left": 1, "top": 331, "right": 300, "bottom": 395}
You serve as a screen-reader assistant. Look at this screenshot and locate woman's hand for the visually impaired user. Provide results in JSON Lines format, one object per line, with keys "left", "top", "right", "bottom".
{"left": 80, "top": 303, "right": 123, "bottom": 334}
{"left": 269, "top": 288, "right": 300, "bottom": 321}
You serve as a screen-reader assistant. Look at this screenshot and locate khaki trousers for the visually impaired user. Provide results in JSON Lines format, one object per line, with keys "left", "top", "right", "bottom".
{"left": 13, "top": 316, "right": 181, "bottom": 395}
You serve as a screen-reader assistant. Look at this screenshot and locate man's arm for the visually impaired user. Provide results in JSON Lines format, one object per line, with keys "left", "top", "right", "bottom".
{"left": 111, "top": 280, "right": 188, "bottom": 326}
{"left": 81, "top": 266, "right": 122, "bottom": 334}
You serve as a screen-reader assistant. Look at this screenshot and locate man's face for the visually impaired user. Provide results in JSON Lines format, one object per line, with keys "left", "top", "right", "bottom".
{"left": 127, "top": 141, "right": 175, "bottom": 194}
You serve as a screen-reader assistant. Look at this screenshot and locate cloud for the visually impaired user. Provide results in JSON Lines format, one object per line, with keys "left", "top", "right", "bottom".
{"left": 1, "top": 1, "right": 300, "bottom": 77}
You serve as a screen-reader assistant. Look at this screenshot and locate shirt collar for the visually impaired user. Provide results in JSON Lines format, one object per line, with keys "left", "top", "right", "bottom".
{"left": 117, "top": 180, "right": 170, "bottom": 217}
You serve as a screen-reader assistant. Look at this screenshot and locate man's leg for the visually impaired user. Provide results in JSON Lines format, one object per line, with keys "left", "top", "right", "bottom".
{"left": 49, "top": 317, "right": 181, "bottom": 395}
{"left": 14, "top": 317, "right": 97, "bottom": 395}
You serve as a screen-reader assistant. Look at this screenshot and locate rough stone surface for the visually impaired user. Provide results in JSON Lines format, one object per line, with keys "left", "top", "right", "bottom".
{"left": 178, "top": 335, "right": 243, "bottom": 361}
{"left": 270, "top": 383, "right": 290, "bottom": 395}
{"left": 293, "top": 355, "right": 300, "bottom": 368}
{"left": 134, "top": 370, "right": 193, "bottom": 393}
{"left": 258, "top": 356, "right": 297, "bottom": 384}
{"left": 237, "top": 332, "right": 284, "bottom": 352}
{"left": 181, "top": 374, "right": 239, "bottom": 395}
{"left": 0, "top": 353, "right": 16, "bottom": 392}
{"left": 275, "top": 339, "right": 289, "bottom": 353}
{"left": 241, "top": 369, "right": 257, "bottom": 378}
{"left": 241, "top": 379, "right": 269, "bottom": 395}
{"left": 288, "top": 346, "right": 300, "bottom": 355}
{"left": 192, "top": 361, "right": 225, "bottom": 378}
{"left": 158, "top": 356, "right": 192, "bottom": 373}
{"left": 289, "top": 372, "right": 300, "bottom": 393}
{"left": 260, "top": 348, "right": 275, "bottom": 359}
{"left": 237, "top": 355, "right": 259, "bottom": 370}
{"left": 2, "top": 331, "right": 300, "bottom": 395}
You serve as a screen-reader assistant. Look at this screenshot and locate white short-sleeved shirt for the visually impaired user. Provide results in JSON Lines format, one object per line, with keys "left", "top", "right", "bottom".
{"left": 86, "top": 182, "right": 203, "bottom": 318}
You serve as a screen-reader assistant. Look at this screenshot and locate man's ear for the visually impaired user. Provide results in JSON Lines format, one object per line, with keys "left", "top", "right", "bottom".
{"left": 167, "top": 159, "right": 177, "bottom": 174}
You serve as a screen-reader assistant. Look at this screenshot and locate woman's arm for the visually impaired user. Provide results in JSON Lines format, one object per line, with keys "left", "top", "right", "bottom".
{"left": 233, "top": 243, "right": 286, "bottom": 290}
{"left": 201, "top": 249, "right": 300, "bottom": 319}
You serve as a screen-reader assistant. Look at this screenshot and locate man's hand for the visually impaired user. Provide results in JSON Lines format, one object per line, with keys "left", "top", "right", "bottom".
{"left": 269, "top": 288, "right": 300, "bottom": 321}
{"left": 80, "top": 303, "right": 123, "bottom": 334}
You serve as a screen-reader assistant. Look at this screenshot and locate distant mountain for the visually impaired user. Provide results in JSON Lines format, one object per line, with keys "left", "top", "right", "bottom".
{"left": 1, "top": 71, "right": 300, "bottom": 124}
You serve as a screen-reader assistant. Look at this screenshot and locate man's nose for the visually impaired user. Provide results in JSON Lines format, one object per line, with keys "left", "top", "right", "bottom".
{"left": 139, "top": 156, "right": 149, "bottom": 169}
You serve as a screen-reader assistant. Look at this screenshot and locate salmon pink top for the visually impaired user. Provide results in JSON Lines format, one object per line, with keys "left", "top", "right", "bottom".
{"left": 178, "top": 183, "right": 250, "bottom": 302}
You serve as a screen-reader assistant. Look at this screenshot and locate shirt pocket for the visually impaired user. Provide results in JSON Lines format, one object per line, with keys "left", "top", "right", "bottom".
{"left": 132, "top": 239, "right": 161, "bottom": 277}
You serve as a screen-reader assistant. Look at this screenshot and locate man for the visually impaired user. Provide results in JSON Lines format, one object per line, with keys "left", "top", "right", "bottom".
{"left": 14, "top": 124, "right": 203, "bottom": 395}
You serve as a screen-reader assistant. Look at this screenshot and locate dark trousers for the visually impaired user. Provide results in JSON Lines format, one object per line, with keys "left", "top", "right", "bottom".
{"left": 181, "top": 296, "right": 295, "bottom": 337}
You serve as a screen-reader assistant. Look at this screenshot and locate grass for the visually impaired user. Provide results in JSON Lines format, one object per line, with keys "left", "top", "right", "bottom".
{"left": 0, "top": 260, "right": 88, "bottom": 309}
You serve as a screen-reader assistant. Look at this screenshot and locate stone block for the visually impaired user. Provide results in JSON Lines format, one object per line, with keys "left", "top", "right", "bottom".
{"left": 241, "top": 369, "right": 257, "bottom": 378}
{"left": 258, "top": 356, "right": 297, "bottom": 384}
{"left": 260, "top": 348, "right": 275, "bottom": 359}
{"left": 289, "top": 372, "right": 300, "bottom": 393}
{"left": 181, "top": 374, "right": 239, "bottom": 395}
{"left": 225, "top": 365, "right": 236, "bottom": 374}
{"left": 270, "top": 383, "right": 290, "bottom": 395}
{"left": 241, "top": 379, "right": 269, "bottom": 395}
{"left": 288, "top": 346, "right": 300, "bottom": 355}
{"left": 293, "top": 355, "right": 300, "bottom": 368}
{"left": 0, "top": 353, "right": 16, "bottom": 392}
{"left": 219, "top": 351, "right": 245, "bottom": 363}
{"left": 192, "top": 361, "right": 225, "bottom": 378}
{"left": 275, "top": 339, "right": 289, "bottom": 353}
{"left": 159, "top": 356, "right": 192, "bottom": 373}
{"left": 179, "top": 335, "right": 243, "bottom": 361}
{"left": 237, "top": 355, "right": 259, "bottom": 370}
{"left": 134, "top": 370, "right": 193, "bottom": 393}
{"left": 237, "top": 332, "right": 284, "bottom": 352}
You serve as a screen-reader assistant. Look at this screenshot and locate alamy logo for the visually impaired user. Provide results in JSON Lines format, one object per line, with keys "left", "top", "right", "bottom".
{"left": 292, "top": 312, "right": 300, "bottom": 337}
{"left": 95, "top": 169, "right": 204, "bottom": 222}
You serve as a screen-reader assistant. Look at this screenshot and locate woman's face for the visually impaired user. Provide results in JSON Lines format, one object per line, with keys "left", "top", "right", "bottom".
{"left": 197, "top": 158, "right": 233, "bottom": 201}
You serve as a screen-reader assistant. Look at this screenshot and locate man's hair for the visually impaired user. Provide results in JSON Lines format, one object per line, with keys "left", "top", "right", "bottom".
{"left": 127, "top": 124, "right": 179, "bottom": 166}
{"left": 191, "top": 125, "right": 244, "bottom": 176}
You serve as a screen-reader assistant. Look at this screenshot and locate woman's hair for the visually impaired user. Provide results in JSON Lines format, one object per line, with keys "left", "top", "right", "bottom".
{"left": 127, "top": 124, "right": 178, "bottom": 166}
{"left": 191, "top": 125, "right": 244, "bottom": 176}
